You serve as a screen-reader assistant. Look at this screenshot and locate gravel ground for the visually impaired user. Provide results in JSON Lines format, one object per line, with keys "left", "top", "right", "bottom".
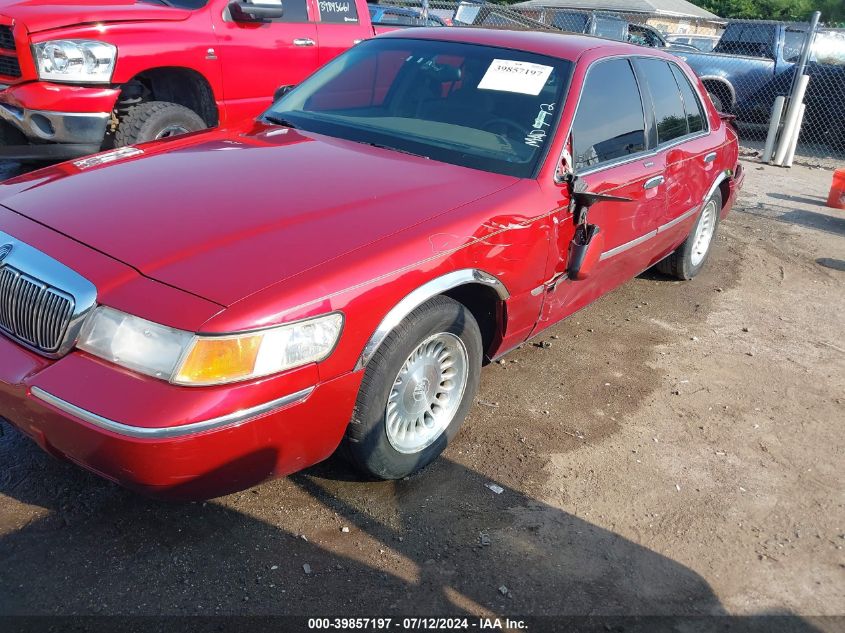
{"left": 0, "top": 157, "right": 843, "bottom": 625}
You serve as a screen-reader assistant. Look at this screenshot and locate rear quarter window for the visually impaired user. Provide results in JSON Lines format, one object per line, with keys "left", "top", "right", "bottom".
{"left": 670, "top": 64, "right": 706, "bottom": 133}
{"left": 636, "top": 58, "right": 689, "bottom": 144}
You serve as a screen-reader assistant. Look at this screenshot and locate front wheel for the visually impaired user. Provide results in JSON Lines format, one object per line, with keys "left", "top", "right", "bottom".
{"left": 656, "top": 189, "right": 722, "bottom": 280}
{"left": 344, "top": 296, "right": 482, "bottom": 480}
{"left": 115, "top": 101, "right": 207, "bottom": 146}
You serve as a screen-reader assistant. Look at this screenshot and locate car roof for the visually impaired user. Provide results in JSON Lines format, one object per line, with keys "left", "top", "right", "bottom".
{"left": 378, "top": 27, "right": 662, "bottom": 61}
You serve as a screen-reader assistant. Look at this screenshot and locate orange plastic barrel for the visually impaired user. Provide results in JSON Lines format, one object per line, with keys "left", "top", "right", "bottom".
{"left": 828, "top": 168, "right": 845, "bottom": 210}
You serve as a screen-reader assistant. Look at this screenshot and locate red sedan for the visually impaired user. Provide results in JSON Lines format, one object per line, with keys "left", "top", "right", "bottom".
{"left": 0, "top": 28, "right": 743, "bottom": 498}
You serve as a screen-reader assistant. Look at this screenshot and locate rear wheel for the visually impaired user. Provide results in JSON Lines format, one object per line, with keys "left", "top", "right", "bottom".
{"left": 703, "top": 81, "right": 732, "bottom": 114}
{"left": 115, "top": 101, "right": 206, "bottom": 146}
{"left": 707, "top": 90, "right": 725, "bottom": 113}
{"left": 657, "top": 189, "right": 722, "bottom": 280}
{"left": 344, "top": 296, "right": 482, "bottom": 480}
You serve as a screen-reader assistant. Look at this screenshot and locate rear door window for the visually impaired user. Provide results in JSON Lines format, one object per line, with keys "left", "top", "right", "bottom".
{"left": 636, "top": 58, "right": 689, "bottom": 144}
{"left": 715, "top": 24, "right": 774, "bottom": 58}
{"left": 783, "top": 29, "right": 806, "bottom": 62}
{"left": 273, "top": 0, "right": 308, "bottom": 22}
{"left": 670, "top": 64, "right": 705, "bottom": 133}
{"left": 571, "top": 58, "right": 646, "bottom": 170}
{"left": 550, "top": 11, "right": 588, "bottom": 33}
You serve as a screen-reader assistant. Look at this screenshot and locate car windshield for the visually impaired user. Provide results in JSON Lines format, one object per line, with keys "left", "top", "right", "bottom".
{"left": 264, "top": 38, "right": 573, "bottom": 178}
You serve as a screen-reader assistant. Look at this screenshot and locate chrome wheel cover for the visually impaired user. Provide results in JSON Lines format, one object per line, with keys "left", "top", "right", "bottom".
{"left": 691, "top": 199, "right": 717, "bottom": 267}
{"left": 155, "top": 124, "right": 190, "bottom": 140}
{"left": 385, "top": 332, "right": 468, "bottom": 454}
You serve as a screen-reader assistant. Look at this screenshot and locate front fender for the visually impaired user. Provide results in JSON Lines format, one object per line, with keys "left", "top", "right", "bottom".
{"left": 354, "top": 269, "right": 510, "bottom": 371}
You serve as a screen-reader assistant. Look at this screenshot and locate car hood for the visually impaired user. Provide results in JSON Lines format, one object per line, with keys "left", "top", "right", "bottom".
{"left": 1, "top": 0, "right": 190, "bottom": 35}
{"left": 0, "top": 126, "right": 518, "bottom": 307}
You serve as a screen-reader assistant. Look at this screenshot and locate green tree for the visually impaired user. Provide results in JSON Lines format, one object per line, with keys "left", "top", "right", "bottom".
{"left": 689, "top": 0, "right": 844, "bottom": 24}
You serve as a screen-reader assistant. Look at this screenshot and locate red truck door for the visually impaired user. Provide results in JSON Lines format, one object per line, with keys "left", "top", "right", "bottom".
{"left": 313, "top": 0, "right": 374, "bottom": 65}
{"left": 212, "top": 0, "right": 320, "bottom": 124}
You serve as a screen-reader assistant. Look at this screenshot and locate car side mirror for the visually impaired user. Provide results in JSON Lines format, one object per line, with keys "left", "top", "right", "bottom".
{"left": 229, "top": 0, "right": 284, "bottom": 21}
{"left": 567, "top": 224, "right": 604, "bottom": 280}
{"left": 273, "top": 84, "right": 295, "bottom": 101}
{"left": 566, "top": 181, "right": 632, "bottom": 280}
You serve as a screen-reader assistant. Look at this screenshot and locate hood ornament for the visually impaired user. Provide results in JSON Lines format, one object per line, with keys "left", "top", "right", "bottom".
{"left": 0, "top": 242, "right": 12, "bottom": 263}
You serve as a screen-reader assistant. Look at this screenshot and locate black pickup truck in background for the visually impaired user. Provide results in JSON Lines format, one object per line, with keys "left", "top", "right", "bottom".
{"left": 674, "top": 21, "right": 845, "bottom": 149}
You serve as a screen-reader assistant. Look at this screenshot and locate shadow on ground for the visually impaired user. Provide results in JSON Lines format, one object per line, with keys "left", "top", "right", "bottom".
{"left": 0, "top": 420, "right": 826, "bottom": 631}
{"left": 816, "top": 258, "right": 845, "bottom": 272}
{"left": 766, "top": 192, "right": 828, "bottom": 207}
{"left": 739, "top": 202, "right": 845, "bottom": 237}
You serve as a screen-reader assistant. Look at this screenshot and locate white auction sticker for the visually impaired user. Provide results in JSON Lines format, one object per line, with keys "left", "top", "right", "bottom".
{"left": 477, "top": 59, "right": 553, "bottom": 96}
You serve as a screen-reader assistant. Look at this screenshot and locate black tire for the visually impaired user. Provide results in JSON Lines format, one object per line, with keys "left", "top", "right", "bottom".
{"left": 657, "top": 188, "right": 722, "bottom": 280}
{"left": 707, "top": 91, "right": 725, "bottom": 113}
{"left": 345, "top": 296, "right": 482, "bottom": 480}
{"left": 115, "top": 101, "right": 206, "bottom": 146}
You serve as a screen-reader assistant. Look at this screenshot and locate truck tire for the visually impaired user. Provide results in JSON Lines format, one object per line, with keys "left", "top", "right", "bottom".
{"left": 703, "top": 81, "right": 732, "bottom": 114}
{"left": 707, "top": 91, "right": 724, "bottom": 113}
{"left": 115, "top": 101, "right": 206, "bottom": 146}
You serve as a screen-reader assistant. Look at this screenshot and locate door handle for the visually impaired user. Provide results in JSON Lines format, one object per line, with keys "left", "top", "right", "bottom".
{"left": 704, "top": 151, "right": 717, "bottom": 163}
{"left": 644, "top": 175, "right": 665, "bottom": 190}
{"left": 293, "top": 38, "right": 316, "bottom": 46}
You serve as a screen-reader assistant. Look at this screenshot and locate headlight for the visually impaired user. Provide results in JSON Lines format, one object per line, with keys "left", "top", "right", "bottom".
{"left": 77, "top": 306, "right": 343, "bottom": 386}
{"left": 33, "top": 40, "right": 117, "bottom": 84}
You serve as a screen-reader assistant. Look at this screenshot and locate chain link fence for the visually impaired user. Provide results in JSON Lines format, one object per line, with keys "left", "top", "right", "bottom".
{"left": 368, "top": 0, "right": 845, "bottom": 161}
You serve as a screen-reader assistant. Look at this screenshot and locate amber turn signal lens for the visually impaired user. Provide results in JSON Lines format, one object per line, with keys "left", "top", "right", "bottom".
{"left": 174, "top": 335, "right": 263, "bottom": 385}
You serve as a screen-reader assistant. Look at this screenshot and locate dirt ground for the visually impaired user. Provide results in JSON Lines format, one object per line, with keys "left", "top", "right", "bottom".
{"left": 0, "top": 158, "right": 843, "bottom": 624}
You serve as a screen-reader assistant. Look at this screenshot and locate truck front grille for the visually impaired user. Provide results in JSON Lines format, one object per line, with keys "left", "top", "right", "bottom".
{"left": 0, "top": 26, "right": 14, "bottom": 51}
{"left": 0, "top": 265, "right": 75, "bottom": 353}
{"left": 0, "top": 54, "right": 21, "bottom": 78}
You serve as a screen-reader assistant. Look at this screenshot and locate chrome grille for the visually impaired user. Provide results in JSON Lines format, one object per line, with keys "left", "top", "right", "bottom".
{"left": 0, "top": 265, "right": 75, "bottom": 353}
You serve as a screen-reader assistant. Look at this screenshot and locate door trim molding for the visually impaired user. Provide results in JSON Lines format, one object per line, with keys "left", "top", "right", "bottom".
{"left": 599, "top": 203, "right": 699, "bottom": 262}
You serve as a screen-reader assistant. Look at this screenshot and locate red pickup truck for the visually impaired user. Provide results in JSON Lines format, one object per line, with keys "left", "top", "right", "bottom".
{"left": 0, "top": 0, "right": 376, "bottom": 160}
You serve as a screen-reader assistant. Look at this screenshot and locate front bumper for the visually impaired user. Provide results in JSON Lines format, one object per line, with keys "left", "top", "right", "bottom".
{"left": 0, "top": 102, "right": 109, "bottom": 144}
{"left": 0, "top": 81, "right": 120, "bottom": 159}
{"left": 0, "top": 334, "right": 363, "bottom": 499}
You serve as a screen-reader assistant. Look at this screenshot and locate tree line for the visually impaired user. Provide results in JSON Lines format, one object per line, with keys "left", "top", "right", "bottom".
{"left": 688, "top": 0, "right": 844, "bottom": 25}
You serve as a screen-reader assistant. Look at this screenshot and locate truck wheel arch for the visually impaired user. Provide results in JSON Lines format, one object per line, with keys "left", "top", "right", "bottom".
{"left": 117, "top": 67, "right": 219, "bottom": 128}
{"left": 699, "top": 76, "right": 736, "bottom": 112}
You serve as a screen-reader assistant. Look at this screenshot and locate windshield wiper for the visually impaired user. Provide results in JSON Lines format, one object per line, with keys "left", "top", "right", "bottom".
{"left": 263, "top": 114, "right": 298, "bottom": 129}
{"left": 358, "top": 141, "right": 428, "bottom": 159}
{"left": 139, "top": 0, "right": 176, "bottom": 7}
